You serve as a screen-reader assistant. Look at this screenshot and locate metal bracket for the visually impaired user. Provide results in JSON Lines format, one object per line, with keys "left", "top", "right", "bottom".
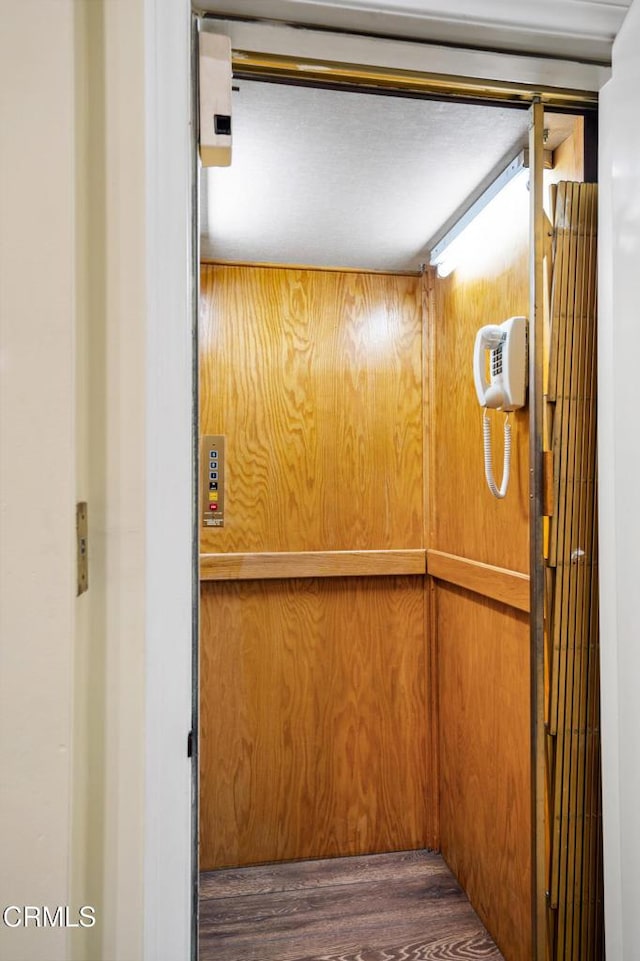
{"left": 77, "top": 502, "right": 88, "bottom": 596}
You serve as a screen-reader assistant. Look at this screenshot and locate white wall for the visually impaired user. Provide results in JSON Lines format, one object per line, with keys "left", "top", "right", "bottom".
{"left": 0, "top": 2, "right": 157, "bottom": 959}
{"left": 0, "top": 7, "right": 77, "bottom": 959}
{"left": 0, "top": 3, "right": 75, "bottom": 961}
{"left": 598, "top": 0, "right": 640, "bottom": 956}
{"left": 72, "top": 4, "right": 108, "bottom": 956}
{"left": 72, "top": 2, "right": 149, "bottom": 959}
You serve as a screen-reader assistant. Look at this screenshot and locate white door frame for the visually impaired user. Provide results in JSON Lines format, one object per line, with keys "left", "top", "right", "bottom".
{"left": 597, "top": 1, "right": 640, "bottom": 957}
{"left": 143, "top": 3, "right": 195, "bottom": 960}
{"left": 143, "top": 9, "right": 620, "bottom": 959}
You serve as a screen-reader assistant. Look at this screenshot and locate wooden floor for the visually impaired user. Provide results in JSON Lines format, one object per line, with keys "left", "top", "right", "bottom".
{"left": 199, "top": 850, "right": 505, "bottom": 961}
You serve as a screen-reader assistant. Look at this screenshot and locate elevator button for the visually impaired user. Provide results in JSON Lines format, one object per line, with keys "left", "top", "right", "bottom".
{"left": 202, "top": 434, "right": 224, "bottom": 529}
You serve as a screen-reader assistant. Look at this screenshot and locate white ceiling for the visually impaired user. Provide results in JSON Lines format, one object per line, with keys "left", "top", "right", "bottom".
{"left": 199, "top": 0, "right": 632, "bottom": 63}
{"left": 201, "top": 80, "right": 574, "bottom": 270}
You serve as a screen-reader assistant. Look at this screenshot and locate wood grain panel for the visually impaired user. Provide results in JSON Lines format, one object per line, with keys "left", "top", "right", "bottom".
{"left": 430, "top": 237, "right": 529, "bottom": 573}
{"left": 200, "top": 576, "right": 431, "bottom": 870}
{"left": 202, "top": 258, "right": 421, "bottom": 277}
{"left": 549, "top": 116, "right": 585, "bottom": 187}
{"left": 427, "top": 549, "right": 529, "bottom": 612}
{"left": 200, "top": 548, "right": 426, "bottom": 581}
{"left": 428, "top": 212, "right": 533, "bottom": 957}
{"left": 437, "top": 583, "right": 531, "bottom": 961}
{"left": 199, "top": 265, "right": 423, "bottom": 554}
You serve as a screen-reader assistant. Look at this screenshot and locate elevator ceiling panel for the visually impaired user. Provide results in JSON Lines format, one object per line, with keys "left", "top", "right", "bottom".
{"left": 202, "top": 80, "right": 533, "bottom": 270}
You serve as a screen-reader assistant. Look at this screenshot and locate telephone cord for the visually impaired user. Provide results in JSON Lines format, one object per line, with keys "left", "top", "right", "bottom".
{"left": 482, "top": 409, "right": 511, "bottom": 499}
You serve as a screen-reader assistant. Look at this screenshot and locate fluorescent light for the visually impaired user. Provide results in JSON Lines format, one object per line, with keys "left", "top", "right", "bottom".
{"left": 433, "top": 252, "right": 456, "bottom": 278}
{"left": 429, "top": 150, "right": 529, "bottom": 278}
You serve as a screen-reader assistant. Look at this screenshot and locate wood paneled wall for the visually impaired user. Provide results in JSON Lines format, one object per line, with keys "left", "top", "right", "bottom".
{"left": 437, "top": 586, "right": 531, "bottom": 961}
{"left": 199, "top": 265, "right": 433, "bottom": 871}
{"left": 429, "top": 242, "right": 530, "bottom": 572}
{"left": 199, "top": 266, "right": 423, "bottom": 553}
{"left": 549, "top": 116, "right": 585, "bottom": 189}
{"left": 201, "top": 576, "right": 430, "bottom": 869}
{"left": 429, "top": 201, "right": 532, "bottom": 961}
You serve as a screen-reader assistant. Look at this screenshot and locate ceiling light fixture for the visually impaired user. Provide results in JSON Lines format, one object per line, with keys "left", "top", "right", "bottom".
{"left": 429, "top": 149, "right": 538, "bottom": 278}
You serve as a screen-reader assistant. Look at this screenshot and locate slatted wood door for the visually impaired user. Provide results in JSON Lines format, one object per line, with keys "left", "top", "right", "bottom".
{"left": 545, "top": 182, "right": 602, "bottom": 961}
{"left": 199, "top": 265, "right": 434, "bottom": 870}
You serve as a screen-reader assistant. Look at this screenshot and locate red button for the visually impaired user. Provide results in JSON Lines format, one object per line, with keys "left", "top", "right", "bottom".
{"left": 209, "top": 502, "right": 218, "bottom": 511}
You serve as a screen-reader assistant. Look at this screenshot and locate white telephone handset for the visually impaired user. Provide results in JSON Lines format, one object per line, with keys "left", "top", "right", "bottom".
{"left": 473, "top": 316, "right": 528, "bottom": 499}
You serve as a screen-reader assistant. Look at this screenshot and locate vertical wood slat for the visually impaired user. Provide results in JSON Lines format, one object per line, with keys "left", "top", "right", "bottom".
{"left": 545, "top": 183, "right": 602, "bottom": 961}
{"left": 573, "top": 185, "right": 597, "bottom": 961}
{"left": 552, "top": 182, "right": 585, "bottom": 936}
{"left": 548, "top": 185, "right": 574, "bottom": 919}
{"left": 577, "top": 191, "right": 594, "bottom": 956}
{"left": 552, "top": 183, "right": 580, "bottom": 941}
{"left": 561, "top": 184, "right": 592, "bottom": 960}
{"left": 560, "top": 184, "right": 591, "bottom": 954}
{"left": 565, "top": 185, "right": 591, "bottom": 961}
{"left": 547, "top": 184, "right": 569, "bottom": 404}
{"left": 548, "top": 184, "right": 572, "bottom": 734}
{"left": 551, "top": 181, "right": 576, "bottom": 939}
{"left": 548, "top": 179, "right": 569, "bottom": 921}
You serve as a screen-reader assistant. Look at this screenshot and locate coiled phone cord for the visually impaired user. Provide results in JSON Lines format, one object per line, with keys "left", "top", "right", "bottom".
{"left": 482, "top": 408, "right": 511, "bottom": 499}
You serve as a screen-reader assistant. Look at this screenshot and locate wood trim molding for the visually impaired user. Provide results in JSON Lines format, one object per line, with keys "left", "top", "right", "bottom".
{"left": 200, "top": 549, "right": 427, "bottom": 581}
{"left": 200, "top": 548, "right": 528, "bottom": 607}
{"left": 426, "top": 549, "right": 530, "bottom": 613}
{"left": 199, "top": 259, "right": 420, "bottom": 277}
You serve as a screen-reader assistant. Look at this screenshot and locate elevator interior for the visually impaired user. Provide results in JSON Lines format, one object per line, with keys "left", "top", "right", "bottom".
{"left": 197, "top": 75, "right": 590, "bottom": 961}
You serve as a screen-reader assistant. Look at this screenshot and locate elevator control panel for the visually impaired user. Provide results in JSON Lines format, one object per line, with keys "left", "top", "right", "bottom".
{"left": 201, "top": 434, "right": 225, "bottom": 528}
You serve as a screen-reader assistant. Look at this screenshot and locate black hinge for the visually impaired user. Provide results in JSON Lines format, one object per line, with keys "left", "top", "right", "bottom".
{"left": 187, "top": 730, "right": 194, "bottom": 758}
